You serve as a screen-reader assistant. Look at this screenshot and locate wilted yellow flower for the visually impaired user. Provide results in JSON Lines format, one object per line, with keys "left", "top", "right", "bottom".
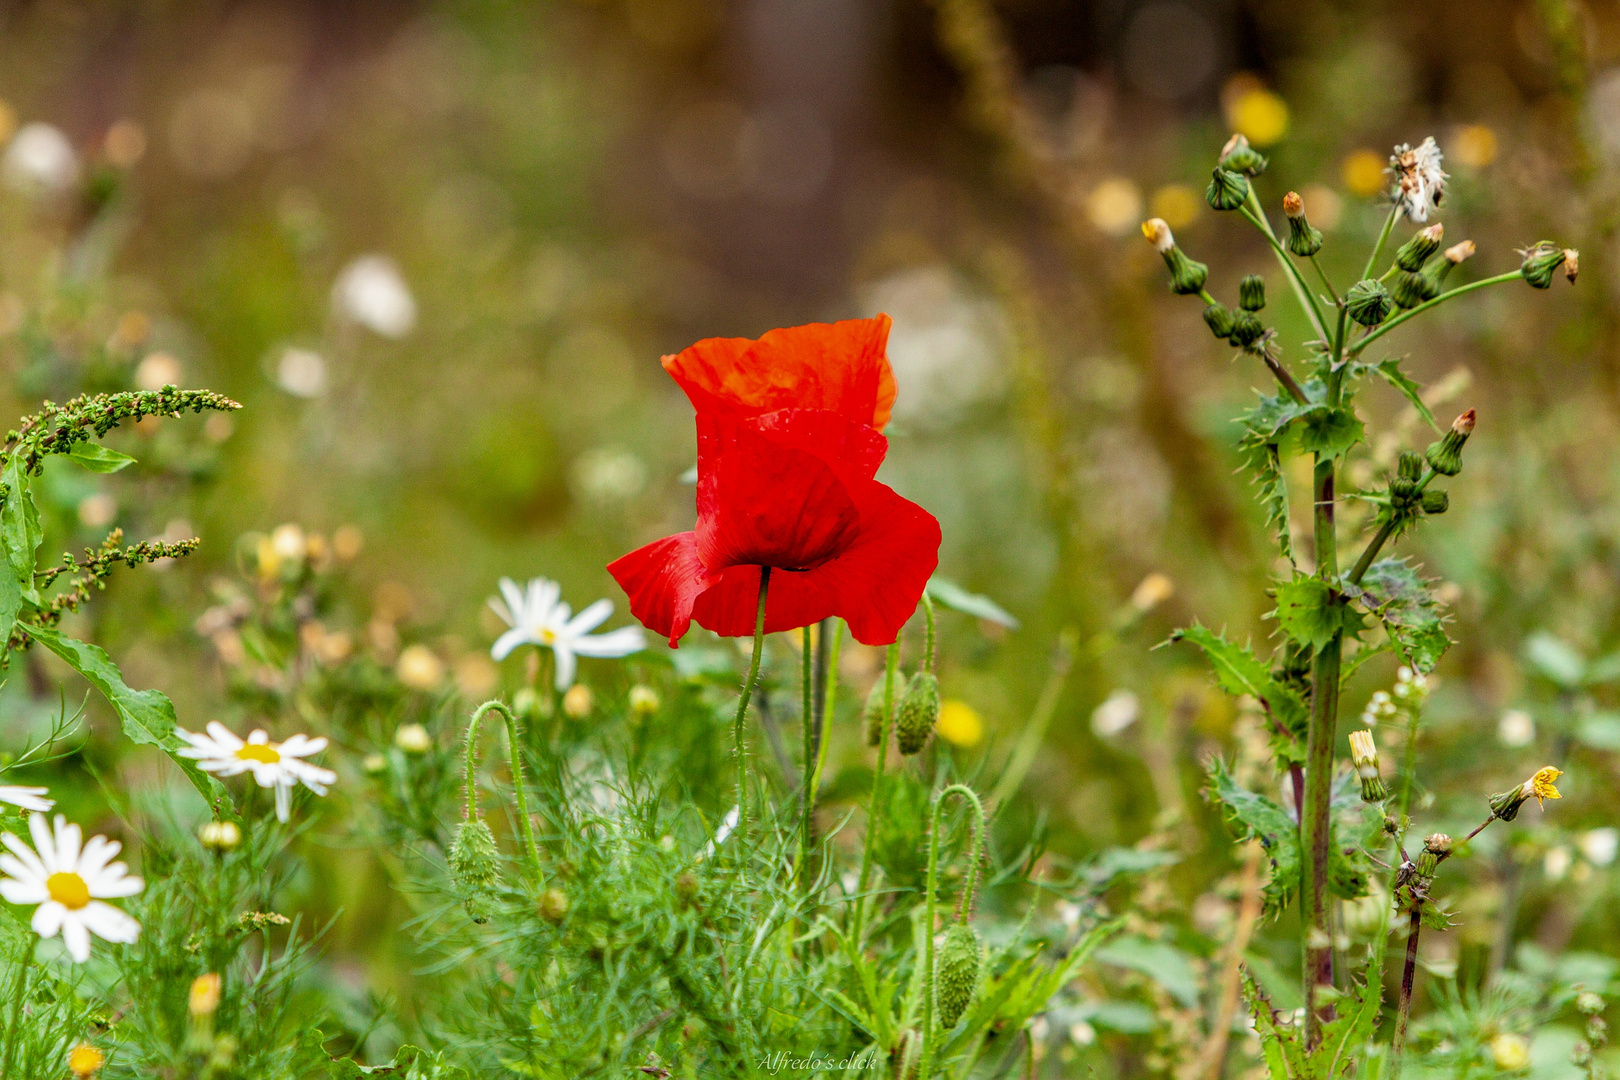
{"left": 1490, "top": 1032, "right": 1530, "bottom": 1071}
{"left": 563, "top": 683, "right": 594, "bottom": 718}
{"left": 1342, "top": 150, "right": 1386, "bottom": 198}
{"left": 394, "top": 723, "right": 432, "bottom": 754}
{"left": 1451, "top": 124, "right": 1498, "bottom": 169}
{"left": 396, "top": 645, "right": 445, "bottom": 690}
{"left": 1225, "top": 86, "right": 1288, "bottom": 147}
{"left": 1526, "top": 766, "right": 1562, "bottom": 806}
{"left": 1084, "top": 177, "right": 1143, "bottom": 236}
{"left": 189, "top": 972, "right": 222, "bottom": 1016}
{"left": 1149, "top": 184, "right": 1200, "bottom": 229}
{"left": 936, "top": 700, "right": 984, "bottom": 747}
{"left": 69, "top": 1044, "right": 105, "bottom": 1077}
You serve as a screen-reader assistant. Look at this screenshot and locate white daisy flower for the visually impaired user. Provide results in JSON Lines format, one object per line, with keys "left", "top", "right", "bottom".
{"left": 0, "top": 814, "right": 142, "bottom": 962}
{"left": 488, "top": 576, "right": 647, "bottom": 690}
{"left": 0, "top": 785, "right": 53, "bottom": 812}
{"left": 1389, "top": 137, "right": 1447, "bottom": 222}
{"left": 175, "top": 722, "right": 336, "bottom": 822}
{"left": 332, "top": 255, "right": 416, "bottom": 338}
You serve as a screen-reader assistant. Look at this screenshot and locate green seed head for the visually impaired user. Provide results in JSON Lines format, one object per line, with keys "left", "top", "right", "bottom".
{"left": 1345, "top": 279, "right": 1393, "bottom": 327}
{"left": 936, "top": 922, "right": 982, "bottom": 1029}
{"left": 895, "top": 672, "right": 940, "bottom": 756}
{"left": 1390, "top": 270, "right": 1428, "bottom": 310}
{"left": 449, "top": 817, "right": 500, "bottom": 923}
{"left": 1219, "top": 133, "right": 1268, "bottom": 176}
{"left": 1202, "top": 302, "right": 1237, "bottom": 340}
{"left": 1205, "top": 167, "right": 1249, "bottom": 212}
{"left": 1238, "top": 275, "right": 1266, "bottom": 312}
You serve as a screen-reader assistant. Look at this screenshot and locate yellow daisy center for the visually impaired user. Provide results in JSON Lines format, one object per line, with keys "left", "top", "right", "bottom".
{"left": 539, "top": 628, "right": 556, "bottom": 644}
{"left": 235, "top": 743, "right": 281, "bottom": 764}
{"left": 46, "top": 871, "right": 90, "bottom": 910}
{"left": 69, "top": 1044, "right": 105, "bottom": 1076}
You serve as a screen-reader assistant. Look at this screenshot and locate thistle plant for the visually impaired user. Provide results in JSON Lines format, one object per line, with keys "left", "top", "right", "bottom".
{"left": 1150, "top": 133, "right": 1582, "bottom": 1066}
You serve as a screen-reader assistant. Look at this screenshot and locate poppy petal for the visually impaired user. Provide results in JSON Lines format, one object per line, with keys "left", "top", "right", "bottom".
{"left": 662, "top": 315, "right": 897, "bottom": 430}
{"left": 606, "top": 532, "right": 717, "bottom": 647}
{"left": 744, "top": 408, "right": 888, "bottom": 484}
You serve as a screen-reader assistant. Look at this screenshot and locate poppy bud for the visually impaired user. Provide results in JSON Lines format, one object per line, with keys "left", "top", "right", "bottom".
{"left": 1520, "top": 242, "right": 1570, "bottom": 289}
{"left": 1239, "top": 275, "right": 1266, "bottom": 312}
{"left": 1203, "top": 302, "right": 1237, "bottom": 340}
{"left": 1345, "top": 279, "right": 1393, "bottom": 326}
{"left": 1394, "top": 223, "right": 1444, "bottom": 273}
{"left": 1219, "top": 133, "right": 1268, "bottom": 176}
{"left": 1283, "top": 191, "right": 1323, "bottom": 256}
{"left": 539, "top": 887, "right": 570, "bottom": 924}
{"left": 1421, "top": 489, "right": 1449, "bottom": 515}
{"left": 895, "top": 671, "right": 940, "bottom": 755}
{"left": 1489, "top": 766, "right": 1562, "bottom": 822}
{"left": 1349, "top": 730, "right": 1386, "bottom": 803}
{"left": 449, "top": 817, "right": 500, "bottom": 923}
{"left": 1205, "top": 167, "right": 1249, "bottom": 211}
{"left": 1141, "top": 218, "right": 1209, "bottom": 295}
{"left": 1416, "top": 832, "right": 1451, "bottom": 877}
{"left": 1228, "top": 310, "right": 1265, "bottom": 348}
{"left": 1424, "top": 409, "right": 1475, "bottom": 476}
{"left": 936, "top": 922, "right": 982, "bottom": 1029}
{"left": 862, "top": 679, "right": 887, "bottom": 747}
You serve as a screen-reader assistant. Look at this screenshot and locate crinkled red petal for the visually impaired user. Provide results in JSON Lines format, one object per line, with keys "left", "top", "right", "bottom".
{"left": 605, "top": 532, "right": 716, "bottom": 647}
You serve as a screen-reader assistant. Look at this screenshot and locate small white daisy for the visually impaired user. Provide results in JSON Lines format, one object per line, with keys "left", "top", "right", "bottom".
{"left": 176, "top": 722, "right": 336, "bottom": 822}
{"left": 0, "top": 784, "right": 53, "bottom": 812}
{"left": 1389, "top": 137, "right": 1447, "bottom": 222}
{"left": 488, "top": 576, "right": 647, "bottom": 690}
{"left": 0, "top": 814, "right": 142, "bottom": 962}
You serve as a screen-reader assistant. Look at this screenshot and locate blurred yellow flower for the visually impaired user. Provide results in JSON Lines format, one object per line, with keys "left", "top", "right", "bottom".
{"left": 1342, "top": 150, "right": 1386, "bottom": 198}
{"left": 1130, "top": 572, "right": 1174, "bottom": 612}
{"left": 397, "top": 645, "right": 445, "bottom": 691}
{"left": 1149, "top": 184, "right": 1200, "bottom": 229}
{"left": 1490, "top": 1032, "right": 1530, "bottom": 1071}
{"left": 937, "top": 699, "right": 983, "bottom": 747}
{"left": 563, "top": 683, "right": 594, "bottom": 718}
{"left": 188, "top": 972, "right": 221, "bottom": 1016}
{"left": 69, "top": 1045, "right": 105, "bottom": 1077}
{"left": 1451, "top": 124, "right": 1498, "bottom": 169}
{"left": 1084, "top": 178, "right": 1143, "bottom": 236}
{"left": 394, "top": 723, "right": 432, "bottom": 753}
{"left": 1299, "top": 184, "right": 1343, "bottom": 230}
{"left": 1226, "top": 88, "right": 1289, "bottom": 147}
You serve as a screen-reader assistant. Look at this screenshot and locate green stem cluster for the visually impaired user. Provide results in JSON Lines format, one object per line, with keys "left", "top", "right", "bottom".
{"left": 464, "top": 699, "right": 544, "bottom": 881}
{"left": 919, "top": 784, "right": 987, "bottom": 1078}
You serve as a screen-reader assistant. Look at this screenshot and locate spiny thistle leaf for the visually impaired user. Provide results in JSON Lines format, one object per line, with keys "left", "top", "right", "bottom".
{"left": 1352, "top": 356, "right": 1439, "bottom": 431}
{"left": 1272, "top": 577, "right": 1366, "bottom": 651}
{"left": 1350, "top": 558, "right": 1451, "bottom": 673}
{"left": 1203, "top": 758, "right": 1299, "bottom": 918}
{"left": 1169, "top": 623, "right": 1307, "bottom": 736}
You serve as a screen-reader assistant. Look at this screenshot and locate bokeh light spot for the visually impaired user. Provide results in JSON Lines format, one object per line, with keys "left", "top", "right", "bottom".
{"left": 1341, "top": 149, "right": 1386, "bottom": 198}
{"left": 1149, "top": 183, "right": 1200, "bottom": 229}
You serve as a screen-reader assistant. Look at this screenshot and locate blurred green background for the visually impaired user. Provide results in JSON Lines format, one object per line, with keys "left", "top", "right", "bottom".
{"left": 1, "top": 0, "right": 1619, "bottom": 1065}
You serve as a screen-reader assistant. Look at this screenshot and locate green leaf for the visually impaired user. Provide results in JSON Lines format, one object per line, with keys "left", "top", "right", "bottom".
{"left": 1352, "top": 559, "right": 1450, "bottom": 674}
{"left": 1524, "top": 631, "right": 1585, "bottom": 689}
{"left": 65, "top": 442, "right": 136, "bottom": 473}
{"left": 0, "top": 457, "right": 41, "bottom": 607}
{"left": 1244, "top": 442, "right": 1293, "bottom": 563}
{"left": 1420, "top": 900, "right": 1457, "bottom": 931}
{"left": 1094, "top": 935, "right": 1200, "bottom": 1007}
{"left": 925, "top": 576, "right": 1019, "bottom": 629}
{"left": 1294, "top": 406, "right": 1364, "bottom": 459}
{"left": 1205, "top": 757, "right": 1300, "bottom": 917}
{"left": 18, "top": 623, "right": 235, "bottom": 816}
{"left": 1170, "top": 623, "right": 1307, "bottom": 736}
{"left": 1274, "top": 577, "right": 1364, "bottom": 651}
{"left": 1243, "top": 969, "right": 1305, "bottom": 1080}
{"left": 1350, "top": 357, "right": 1438, "bottom": 431}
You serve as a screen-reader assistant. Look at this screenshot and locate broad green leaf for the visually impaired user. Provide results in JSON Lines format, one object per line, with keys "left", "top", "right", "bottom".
{"left": 1353, "top": 559, "right": 1450, "bottom": 673}
{"left": 19, "top": 623, "right": 235, "bottom": 816}
{"left": 0, "top": 457, "right": 41, "bottom": 606}
{"left": 65, "top": 442, "right": 136, "bottom": 473}
{"left": 1524, "top": 631, "right": 1585, "bottom": 689}
{"left": 1274, "top": 577, "right": 1364, "bottom": 651}
{"left": 1294, "top": 406, "right": 1364, "bottom": 459}
{"left": 1079, "top": 846, "right": 1180, "bottom": 891}
{"left": 1170, "top": 623, "right": 1307, "bottom": 736}
{"left": 1095, "top": 935, "right": 1200, "bottom": 1006}
{"left": 925, "top": 576, "right": 1019, "bottom": 629}
{"left": 1205, "top": 757, "right": 1300, "bottom": 917}
{"left": 1080, "top": 1000, "right": 1159, "bottom": 1033}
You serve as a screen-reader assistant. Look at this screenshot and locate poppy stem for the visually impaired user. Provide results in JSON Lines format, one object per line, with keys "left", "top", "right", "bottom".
{"left": 851, "top": 640, "right": 900, "bottom": 941}
{"left": 799, "top": 619, "right": 842, "bottom": 883}
{"left": 465, "top": 699, "right": 543, "bottom": 882}
{"left": 734, "top": 566, "right": 771, "bottom": 835}
{"left": 922, "top": 591, "right": 936, "bottom": 674}
{"left": 920, "top": 783, "right": 986, "bottom": 1079}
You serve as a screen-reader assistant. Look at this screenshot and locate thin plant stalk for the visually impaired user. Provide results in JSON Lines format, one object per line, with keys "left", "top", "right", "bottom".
{"left": 1348, "top": 271, "right": 1523, "bottom": 358}
{"left": 0, "top": 943, "right": 30, "bottom": 1077}
{"left": 852, "top": 641, "right": 901, "bottom": 941}
{"left": 919, "top": 783, "right": 987, "bottom": 1079}
{"left": 1389, "top": 905, "right": 1423, "bottom": 1078}
{"left": 1361, "top": 205, "right": 1400, "bottom": 282}
{"left": 464, "top": 699, "right": 543, "bottom": 881}
{"left": 1240, "top": 187, "right": 1330, "bottom": 342}
{"left": 799, "top": 624, "right": 814, "bottom": 858}
{"left": 799, "top": 618, "right": 843, "bottom": 880}
{"left": 734, "top": 567, "right": 772, "bottom": 831}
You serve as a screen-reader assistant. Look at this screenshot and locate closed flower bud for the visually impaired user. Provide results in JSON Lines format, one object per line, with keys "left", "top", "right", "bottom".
{"left": 1239, "top": 274, "right": 1266, "bottom": 312}
{"left": 1202, "top": 302, "right": 1237, "bottom": 340}
{"left": 1398, "top": 450, "right": 1424, "bottom": 482}
{"left": 1283, "top": 191, "right": 1323, "bottom": 256}
{"left": 1394, "top": 223, "right": 1444, "bottom": 272}
{"left": 862, "top": 679, "right": 888, "bottom": 747}
{"left": 895, "top": 671, "right": 940, "bottom": 755}
{"left": 1416, "top": 833, "right": 1451, "bottom": 877}
{"left": 1205, "top": 167, "right": 1249, "bottom": 212}
{"left": 449, "top": 817, "right": 501, "bottom": 923}
{"left": 539, "top": 887, "right": 570, "bottom": 924}
{"left": 1229, "top": 310, "right": 1265, "bottom": 348}
{"left": 1219, "top": 133, "right": 1268, "bottom": 176}
{"left": 1424, "top": 409, "right": 1475, "bottom": 476}
{"left": 1141, "top": 218, "right": 1210, "bottom": 295}
{"left": 1489, "top": 765, "right": 1562, "bottom": 822}
{"left": 1490, "top": 1033, "right": 1531, "bottom": 1072}
{"left": 936, "top": 922, "right": 982, "bottom": 1029}
{"left": 1348, "top": 730, "right": 1386, "bottom": 802}
{"left": 1390, "top": 270, "right": 1428, "bottom": 310}
{"left": 1346, "top": 279, "right": 1393, "bottom": 326}
{"left": 1520, "top": 241, "right": 1569, "bottom": 289}
{"left": 199, "top": 820, "right": 241, "bottom": 851}
{"left": 1410, "top": 240, "right": 1473, "bottom": 301}
{"left": 1421, "top": 489, "right": 1449, "bottom": 515}
{"left": 1573, "top": 1041, "right": 1594, "bottom": 1068}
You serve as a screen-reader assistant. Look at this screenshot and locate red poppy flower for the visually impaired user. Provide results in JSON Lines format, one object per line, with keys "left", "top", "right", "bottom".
{"left": 661, "top": 315, "right": 898, "bottom": 431}
{"left": 608, "top": 406, "right": 939, "bottom": 647}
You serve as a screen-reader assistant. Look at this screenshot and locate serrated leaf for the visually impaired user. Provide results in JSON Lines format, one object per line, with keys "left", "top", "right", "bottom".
{"left": 1352, "top": 559, "right": 1451, "bottom": 674}
{"left": 1243, "top": 969, "right": 1305, "bottom": 1080}
{"left": 1205, "top": 758, "right": 1299, "bottom": 918}
{"left": 1294, "top": 406, "right": 1364, "bottom": 459}
{"left": 1420, "top": 900, "right": 1457, "bottom": 931}
{"left": 1367, "top": 357, "right": 1438, "bottom": 432}
{"left": 1274, "top": 577, "right": 1364, "bottom": 651}
{"left": 925, "top": 576, "right": 1019, "bottom": 629}
{"left": 1242, "top": 441, "right": 1293, "bottom": 562}
{"left": 18, "top": 622, "right": 235, "bottom": 816}
{"left": 1170, "top": 623, "right": 1307, "bottom": 736}
{"left": 65, "top": 442, "right": 136, "bottom": 473}
{"left": 0, "top": 457, "right": 41, "bottom": 607}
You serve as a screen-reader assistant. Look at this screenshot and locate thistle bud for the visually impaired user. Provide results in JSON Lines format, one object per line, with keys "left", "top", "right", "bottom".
{"left": 1219, "top": 133, "right": 1268, "bottom": 176}
{"left": 1489, "top": 765, "right": 1563, "bottom": 822}
{"left": 1421, "top": 489, "right": 1449, "bottom": 515}
{"left": 1205, "top": 167, "right": 1249, "bottom": 212}
{"left": 539, "top": 887, "right": 570, "bottom": 924}
{"left": 1239, "top": 275, "right": 1266, "bottom": 312}
{"left": 1416, "top": 832, "right": 1451, "bottom": 877}
{"left": 935, "top": 922, "right": 983, "bottom": 1029}
{"left": 895, "top": 671, "right": 940, "bottom": 755}
{"left": 1348, "top": 730, "right": 1386, "bottom": 802}
{"left": 1390, "top": 270, "right": 1428, "bottom": 310}
{"left": 862, "top": 679, "right": 888, "bottom": 747}
{"left": 1520, "top": 242, "right": 1570, "bottom": 289}
{"left": 1202, "top": 302, "right": 1237, "bottom": 340}
{"left": 1398, "top": 450, "right": 1424, "bottom": 482}
{"left": 1394, "top": 223, "right": 1444, "bottom": 273}
{"left": 1409, "top": 240, "right": 1472, "bottom": 302}
{"left": 449, "top": 817, "right": 501, "bottom": 923}
{"left": 1345, "top": 279, "right": 1393, "bottom": 326}
{"left": 1141, "top": 218, "right": 1209, "bottom": 295}
{"left": 1229, "top": 310, "right": 1265, "bottom": 348}
{"left": 1424, "top": 409, "right": 1475, "bottom": 476}
{"left": 1283, "top": 191, "right": 1323, "bottom": 257}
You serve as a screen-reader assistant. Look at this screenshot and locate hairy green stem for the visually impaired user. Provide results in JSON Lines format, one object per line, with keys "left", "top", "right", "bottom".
{"left": 799, "top": 619, "right": 844, "bottom": 880}
{"left": 1349, "top": 272, "right": 1523, "bottom": 358}
{"left": 800, "top": 625, "right": 814, "bottom": 843}
{"left": 922, "top": 592, "right": 936, "bottom": 673}
{"left": 734, "top": 567, "right": 772, "bottom": 833}
{"left": 1361, "top": 205, "right": 1399, "bottom": 283}
{"left": 1239, "top": 191, "right": 1330, "bottom": 343}
{"left": 1302, "top": 456, "right": 1340, "bottom": 1046}
{"left": 465, "top": 699, "right": 544, "bottom": 881}
{"left": 920, "top": 783, "right": 987, "bottom": 1078}
{"left": 852, "top": 642, "right": 900, "bottom": 941}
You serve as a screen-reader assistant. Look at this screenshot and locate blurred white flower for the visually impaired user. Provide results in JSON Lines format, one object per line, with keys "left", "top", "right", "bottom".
{"left": 2, "top": 122, "right": 79, "bottom": 194}
{"left": 571, "top": 445, "right": 647, "bottom": 502}
{"left": 0, "top": 814, "right": 142, "bottom": 962}
{"left": 176, "top": 722, "right": 336, "bottom": 822}
{"left": 393, "top": 723, "right": 432, "bottom": 753}
{"left": 76, "top": 493, "right": 117, "bottom": 530}
{"left": 1545, "top": 845, "right": 1572, "bottom": 881}
{"left": 1068, "top": 1020, "right": 1096, "bottom": 1046}
{"left": 1091, "top": 689, "right": 1140, "bottom": 736}
{"left": 1498, "top": 709, "right": 1535, "bottom": 748}
{"left": 1579, "top": 827, "right": 1619, "bottom": 867}
{"left": 1390, "top": 137, "right": 1447, "bottom": 223}
{"left": 134, "top": 352, "right": 182, "bottom": 391}
{"left": 276, "top": 347, "right": 327, "bottom": 398}
{"left": 488, "top": 576, "right": 646, "bottom": 689}
{"left": 0, "top": 785, "right": 52, "bottom": 812}
{"left": 865, "top": 266, "right": 1006, "bottom": 427}
{"left": 332, "top": 255, "right": 416, "bottom": 338}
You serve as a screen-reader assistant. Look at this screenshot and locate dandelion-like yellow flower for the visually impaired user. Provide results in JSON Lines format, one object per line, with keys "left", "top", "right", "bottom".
{"left": 1525, "top": 766, "right": 1563, "bottom": 807}
{"left": 69, "top": 1044, "right": 105, "bottom": 1077}
{"left": 189, "top": 972, "right": 222, "bottom": 1016}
